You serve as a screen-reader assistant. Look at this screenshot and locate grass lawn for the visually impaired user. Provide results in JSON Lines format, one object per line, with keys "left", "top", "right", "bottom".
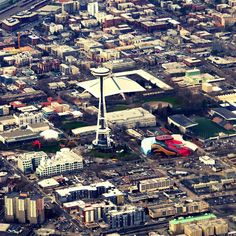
{"left": 141, "top": 96, "right": 182, "bottom": 107}
{"left": 39, "top": 144, "right": 61, "bottom": 153}
{"left": 191, "top": 117, "right": 235, "bottom": 139}
{"left": 107, "top": 104, "right": 131, "bottom": 112}
{"left": 89, "top": 149, "right": 139, "bottom": 161}
{"left": 62, "top": 121, "right": 88, "bottom": 130}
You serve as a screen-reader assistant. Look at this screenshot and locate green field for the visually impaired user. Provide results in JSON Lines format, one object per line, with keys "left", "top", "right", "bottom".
{"left": 191, "top": 117, "right": 235, "bottom": 139}
{"left": 107, "top": 104, "right": 131, "bottom": 112}
{"left": 141, "top": 96, "right": 182, "bottom": 107}
{"left": 62, "top": 121, "right": 88, "bottom": 131}
{"left": 39, "top": 144, "right": 61, "bottom": 153}
{"left": 89, "top": 149, "right": 139, "bottom": 161}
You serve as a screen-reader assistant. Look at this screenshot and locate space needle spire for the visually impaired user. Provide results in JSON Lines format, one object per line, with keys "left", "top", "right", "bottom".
{"left": 91, "top": 67, "right": 112, "bottom": 149}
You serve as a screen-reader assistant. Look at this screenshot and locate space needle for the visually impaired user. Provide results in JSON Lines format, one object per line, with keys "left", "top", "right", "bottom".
{"left": 91, "top": 67, "right": 112, "bottom": 149}
{"left": 77, "top": 67, "right": 146, "bottom": 149}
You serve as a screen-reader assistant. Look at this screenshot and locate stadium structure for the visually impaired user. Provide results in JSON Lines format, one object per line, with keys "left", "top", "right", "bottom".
{"left": 141, "top": 135, "right": 198, "bottom": 157}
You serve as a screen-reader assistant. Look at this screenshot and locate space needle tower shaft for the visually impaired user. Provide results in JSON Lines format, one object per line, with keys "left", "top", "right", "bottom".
{"left": 91, "top": 67, "right": 111, "bottom": 149}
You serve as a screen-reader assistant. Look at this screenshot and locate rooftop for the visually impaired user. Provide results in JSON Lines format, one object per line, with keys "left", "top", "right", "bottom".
{"left": 211, "top": 108, "right": 236, "bottom": 121}
{"left": 77, "top": 76, "right": 145, "bottom": 98}
{"left": 170, "top": 214, "right": 216, "bottom": 225}
{"left": 107, "top": 107, "right": 155, "bottom": 123}
{"left": 168, "top": 114, "right": 198, "bottom": 128}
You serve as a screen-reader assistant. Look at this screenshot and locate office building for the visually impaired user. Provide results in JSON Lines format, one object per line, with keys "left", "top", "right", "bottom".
{"left": 104, "top": 205, "right": 146, "bottom": 229}
{"left": 36, "top": 148, "right": 83, "bottom": 177}
{"left": 138, "top": 177, "right": 173, "bottom": 193}
{"left": 17, "top": 151, "right": 48, "bottom": 174}
{"left": 4, "top": 192, "right": 45, "bottom": 224}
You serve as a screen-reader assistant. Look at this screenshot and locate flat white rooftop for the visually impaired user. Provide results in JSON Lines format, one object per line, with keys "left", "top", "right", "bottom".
{"left": 107, "top": 107, "right": 155, "bottom": 122}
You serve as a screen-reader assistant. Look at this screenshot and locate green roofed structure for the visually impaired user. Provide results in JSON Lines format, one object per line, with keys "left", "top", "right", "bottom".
{"left": 170, "top": 213, "right": 216, "bottom": 225}
{"left": 169, "top": 213, "right": 217, "bottom": 234}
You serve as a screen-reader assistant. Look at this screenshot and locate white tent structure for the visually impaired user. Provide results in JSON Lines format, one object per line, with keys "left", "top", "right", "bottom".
{"left": 77, "top": 76, "right": 145, "bottom": 98}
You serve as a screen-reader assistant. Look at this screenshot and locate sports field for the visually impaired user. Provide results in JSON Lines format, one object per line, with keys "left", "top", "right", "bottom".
{"left": 141, "top": 96, "right": 182, "bottom": 107}
{"left": 62, "top": 121, "right": 88, "bottom": 131}
{"left": 191, "top": 117, "right": 235, "bottom": 139}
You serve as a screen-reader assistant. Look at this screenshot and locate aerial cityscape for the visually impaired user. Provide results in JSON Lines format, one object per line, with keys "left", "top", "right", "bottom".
{"left": 0, "top": 0, "right": 236, "bottom": 235}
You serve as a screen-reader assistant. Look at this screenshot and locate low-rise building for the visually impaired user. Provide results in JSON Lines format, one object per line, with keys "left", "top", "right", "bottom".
{"left": 199, "top": 156, "right": 215, "bottom": 166}
{"left": 102, "top": 189, "right": 125, "bottom": 205}
{"left": 18, "top": 151, "right": 47, "bottom": 174}
{"left": 107, "top": 107, "right": 156, "bottom": 129}
{"left": 148, "top": 201, "right": 209, "bottom": 219}
{"left": 169, "top": 214, "right": 217, "bottom": 235}
{"left": 104, "top": 205, "right": 146, "bottom": 229}
{"left": 63, "top": 200, "right": 117, "bottom": 224}
{"left": 36, "top": 148, "right": 83, "bottom": 177}
{"left": 0, "top": 129, "right": 40, "bottom": 144}
{"left": 55, "top": 181, "right": 115, "bottom": 203}
{"left": 168, "top": 114, "right": 198, "bottom": 133}
{"left": 13, "top": 112, "right": 44, "bottom": 126}
{"left": 138, "top": 177, "right": 173, "bottom": 193}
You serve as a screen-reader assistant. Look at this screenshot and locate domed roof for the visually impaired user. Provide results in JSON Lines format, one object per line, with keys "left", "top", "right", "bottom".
{"left": 40, "top": 129, "right": 59, "bottom": 140}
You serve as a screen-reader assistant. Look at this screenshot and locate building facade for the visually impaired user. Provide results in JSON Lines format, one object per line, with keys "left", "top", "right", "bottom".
{"left": 18, "top": 151, "right": 48, "bottom": 174}
{"left": 104, "top": 205, "right": 146, "bottom": 229}
{"left": 36, "top": 148, "right": 83, "bottom": 177}
{"left": 4, "top": 192, "right": 45, "bottom": 224}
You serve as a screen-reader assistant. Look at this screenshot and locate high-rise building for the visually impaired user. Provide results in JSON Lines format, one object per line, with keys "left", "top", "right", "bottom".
{"left": 4, "top": 192, "right": 45, "bottom": 224}
{"left": 87, "top": 2, "right": 99, "bottom": 16}
{"left": 17, "top": 151, "right": 48, "bottom": 174}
